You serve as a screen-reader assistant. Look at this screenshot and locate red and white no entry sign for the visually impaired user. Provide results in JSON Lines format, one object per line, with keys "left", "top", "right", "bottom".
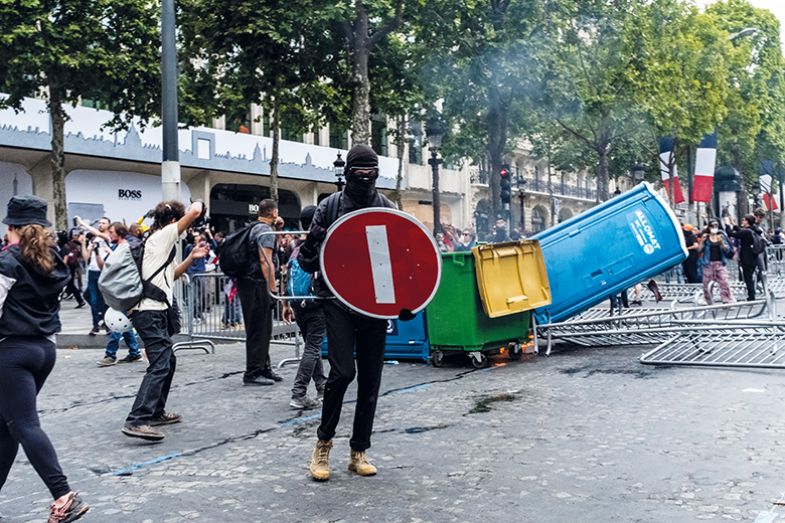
{"left": 320, "top": 208, "right": 442, "bottom": 319}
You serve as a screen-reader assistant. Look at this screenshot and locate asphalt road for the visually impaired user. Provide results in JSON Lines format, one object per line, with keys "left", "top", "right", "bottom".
{"left": 1, "top": 341, "right": 784, "bottom": 522}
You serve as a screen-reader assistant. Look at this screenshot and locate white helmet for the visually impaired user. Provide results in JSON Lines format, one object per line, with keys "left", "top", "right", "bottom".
{"left": 104, "top": 308, "right": 132, "bottom": 333}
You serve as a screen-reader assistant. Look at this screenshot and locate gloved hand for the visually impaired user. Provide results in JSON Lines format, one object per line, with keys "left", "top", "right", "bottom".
{"left": 303, "top": 225, "right": 327, "bottom": 251}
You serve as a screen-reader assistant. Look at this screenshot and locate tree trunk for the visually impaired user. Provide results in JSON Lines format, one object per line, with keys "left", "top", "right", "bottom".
{"left": 269, "top": 101, "right": 280, "bottom": 203}
{"left": 392, "top": 116, "right": 405, "bottom": 208}
{"left": 349, "top": 12, "right": 371, "bottom": 145}
{"left": 48, "top": 76, "right": 67, "bottom": 231}
{"left": 597, "top": 146, "right": 610, "bottom": 202}
{"left": 487, "top": 81, "right": 508, "bottom": 227}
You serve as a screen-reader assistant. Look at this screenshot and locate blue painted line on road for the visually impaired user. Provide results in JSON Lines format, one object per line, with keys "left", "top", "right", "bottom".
{"left": 111, "top": 452, "right": 182, "bottom": 476}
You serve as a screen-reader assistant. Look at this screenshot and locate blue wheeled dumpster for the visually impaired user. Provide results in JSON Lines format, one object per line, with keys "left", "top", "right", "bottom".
{"left": 320, "top": 311, "right": 430, "bottom": 362}
{"left": 532, "top": 182, "right": 687, "bottom": 324}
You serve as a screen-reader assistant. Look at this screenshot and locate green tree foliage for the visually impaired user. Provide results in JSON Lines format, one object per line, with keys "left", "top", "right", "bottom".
{"left": 530, "top": 0, "right": 653, "bottom": 202}
{"left": 0, "top": 0, "right": 160, "bottom": 230}
{"left": 706, "top": 0, "right": 785, "bottom": 197}
{"left": 418, "top": 0, "right": 547, "bottom": 222}
{"left": 179, "top": 0, "right": 344, "bottom": 201}
{"left": 631, "top": 0, "right": 730, "bottom": 203}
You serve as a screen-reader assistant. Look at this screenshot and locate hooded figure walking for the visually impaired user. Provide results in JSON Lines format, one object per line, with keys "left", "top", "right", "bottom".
{"left": 297, "top": 144, "right": 395, "bottom": 481}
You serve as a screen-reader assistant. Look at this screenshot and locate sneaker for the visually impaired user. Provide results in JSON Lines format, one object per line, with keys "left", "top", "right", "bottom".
{"left": 121, "top": 423, "right": 165, "bottom": 441}
{"left": 290, "top": 396, "right": 320, "bottom": 410}
{"left": 309, "top": 439, "right": 332, "bottom": 481}
{"left": 118, "top": 354, "right": 143, "bottom": 364}
{"left": 88, "top": 327, "right": 99, "bottom": 336}
{"left": 150, "top": 412, "right": 182, "bottom": 426}
{"left": 348, "top": 449, "right": 377, "bottom": 477}
{"left": 48, "top": 491, "right": 89, "bottom": 523}
{"left": 260, "top": 369, "right": 283, "bottom": 382}
{"left": 75, "top": 302, "right": 86, "bottom": 309}
{"left": 96, "top": 356, "right": 117, "bottom": 367}
{"left": 316, "top": 388, "right": 325, "bottom": 402}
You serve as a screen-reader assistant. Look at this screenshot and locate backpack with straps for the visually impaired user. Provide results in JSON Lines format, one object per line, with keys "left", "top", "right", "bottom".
{"left": 218, "top": 222, "right": 259, "bottom": 278}
{"left": 751, "top": 229, "right": 768, "bottom": 256}
{"left": 98, "top": 236, "right": 174, "bottom": 311}
{"left": 286, "top": 245, "right": 316, "bottom": 306}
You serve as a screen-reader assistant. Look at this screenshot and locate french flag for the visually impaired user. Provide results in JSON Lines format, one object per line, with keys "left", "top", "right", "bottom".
{"left": 760, "top": 160, "right": 778, "bottom": 211}
{"left": 692, "top": 133, "right": 717, "bottom": 203}
{"left": 659, "top": 137, "right": 685, "bottom": 204}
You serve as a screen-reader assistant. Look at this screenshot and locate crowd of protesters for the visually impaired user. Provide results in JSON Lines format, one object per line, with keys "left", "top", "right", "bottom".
{"left": 680, "top": 207, "right": 781, "bottom": 303}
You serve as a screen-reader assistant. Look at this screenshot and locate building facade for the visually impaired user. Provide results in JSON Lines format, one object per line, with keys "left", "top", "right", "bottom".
{"left": 0, "top": 96, "right": 610, "bottom": 236}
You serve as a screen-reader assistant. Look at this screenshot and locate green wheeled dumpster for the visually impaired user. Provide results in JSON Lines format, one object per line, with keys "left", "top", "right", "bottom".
{"left": 425, "top": 248, "right": 546, "bottom": 368}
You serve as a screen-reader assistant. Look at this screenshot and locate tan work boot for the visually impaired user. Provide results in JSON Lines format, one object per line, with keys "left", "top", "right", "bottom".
{"left": 348, "top": 449, "right": 377, "bottom": 476}
{"left": 309, "top": 439, "right": 332, "bottom": 481}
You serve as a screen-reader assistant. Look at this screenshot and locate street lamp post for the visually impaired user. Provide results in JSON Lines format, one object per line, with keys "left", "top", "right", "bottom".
{"left": 426, "top": 114, "right": 445, "bottom": 236}
{"left": 333, "top": 152, "right": 345, "bottom": 192}
{"left": 516, "top": 173, "right": 527, "bottom": 232}
{"left": 161, "top": 0, "right": 180, "bottom": 202}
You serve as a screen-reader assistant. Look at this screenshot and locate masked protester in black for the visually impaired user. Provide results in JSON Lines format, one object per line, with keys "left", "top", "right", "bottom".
{"left": 298, "top": 144, "right": 395, "bottom": 481}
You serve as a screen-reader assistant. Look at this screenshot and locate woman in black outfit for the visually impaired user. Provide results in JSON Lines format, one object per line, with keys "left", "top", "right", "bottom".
{"left": 0, "top": 196, "right": 89, "bottom": 522}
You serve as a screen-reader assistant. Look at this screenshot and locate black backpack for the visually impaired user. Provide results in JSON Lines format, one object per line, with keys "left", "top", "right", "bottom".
{"left": 218, "top": 223, "right": 259, "bottom": 277}
{"left": 751, "top": 230, "right": 768, "bottom": 256}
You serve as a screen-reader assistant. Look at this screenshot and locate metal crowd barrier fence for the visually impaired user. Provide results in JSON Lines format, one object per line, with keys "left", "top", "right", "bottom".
{"left": 534, "top": 291, "right": 774, "bottom": 356}
{"left": 173, "top": 271, "right": 304, "bottom": 368}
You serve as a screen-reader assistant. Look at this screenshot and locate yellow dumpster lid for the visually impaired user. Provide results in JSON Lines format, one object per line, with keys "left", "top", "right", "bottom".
{"left": 472, "top": 240, "right": 552, "bottom": 318}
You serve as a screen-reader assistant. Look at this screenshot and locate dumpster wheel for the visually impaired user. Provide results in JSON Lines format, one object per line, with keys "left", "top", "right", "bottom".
{"left": 431, "top": 350, "right": 445, "bottom": 367}
{"left": 469, "top": 351, "right": 488, "bottom": 369}
{"left": 508, "top": 342, "right": 523, "bottom": 361}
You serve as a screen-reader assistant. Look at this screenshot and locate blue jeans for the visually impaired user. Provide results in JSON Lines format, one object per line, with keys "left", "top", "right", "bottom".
{"left": 86, "top": 270, "right": 107, "bottom": 328}
{"left": 105, "top": 331, "right": 141, "bottom": 359}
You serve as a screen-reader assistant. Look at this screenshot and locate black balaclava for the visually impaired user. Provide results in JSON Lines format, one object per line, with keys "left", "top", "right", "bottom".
{"left": 300, "top": 205, "right": 317, "bottom": 230}
{"left": 344, "top": 144, "right": 379, "bottom": 205}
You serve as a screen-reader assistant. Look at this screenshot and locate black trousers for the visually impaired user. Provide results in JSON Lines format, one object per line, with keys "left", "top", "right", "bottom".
{"left": 291, "top": 303, "right": 327, "bottom": 399}
{"left": 317, "top": 301, "right": 387, "bottom": 451}
{"left": 741, "top": 262, "right": 757, "bottom": 300}
{"left": 127, "top": 310, "right": 177, "bottom": 425}
{"left": 237, "top": 278, "right": 273, "bottom": 379}
{"left": 0, "top": 337, "right": 70, "bottom": 499}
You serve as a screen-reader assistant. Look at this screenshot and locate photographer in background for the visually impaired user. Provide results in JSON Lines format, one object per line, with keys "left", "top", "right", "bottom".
{"left": 61, "top": 229, "right": 86, "bottom": 309}
{"left": 77, "top": 216, "right": 111, "bottom": 335}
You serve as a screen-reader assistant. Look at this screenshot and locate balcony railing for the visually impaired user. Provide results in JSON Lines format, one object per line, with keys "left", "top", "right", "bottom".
{"left": 471, "top": 172, "right": 597, "bottom": 201}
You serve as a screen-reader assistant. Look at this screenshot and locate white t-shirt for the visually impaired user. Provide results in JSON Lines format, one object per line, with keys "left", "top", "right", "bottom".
{"left": 88, "top": 239, "right": 110, "bottom": 272}
{"left": 137, "top": 223, "right": 180, "bottom": 311}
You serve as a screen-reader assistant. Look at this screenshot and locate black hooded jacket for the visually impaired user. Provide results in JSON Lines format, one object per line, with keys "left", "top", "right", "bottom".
{"left": 298, "top": 189, "right": 395, "bottom": 299}
{"left": 0, "top": 246, "right": 70, "bottom": 336}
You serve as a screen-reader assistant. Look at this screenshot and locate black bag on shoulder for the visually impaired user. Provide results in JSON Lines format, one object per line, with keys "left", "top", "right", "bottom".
{"left": 218, "top": 223, "right": 259, "bottom": 277}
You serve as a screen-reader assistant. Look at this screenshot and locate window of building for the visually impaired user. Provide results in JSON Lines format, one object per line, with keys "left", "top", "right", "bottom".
{"left": 408, "top": 122, "right": 423, "bottom": 165}
{"left": 81, "top": 99, "right": 104, "bottom": 110}
{"left": 329, "top": 124, "right": 348, "bottom": 150}
{"left": 226, "top": 105, "right": 251, "bottom": 134}
{"left": 371, "top": 119, "right": 388, "bottom": 157}
{"left": 531, "top": 205, "right": 549, "bottom": 233}
{"left": 280, "top": 116, "right": 302, "bottom": 142}
{"left": 210, "top": 184, "right": 301, "bottom": 233}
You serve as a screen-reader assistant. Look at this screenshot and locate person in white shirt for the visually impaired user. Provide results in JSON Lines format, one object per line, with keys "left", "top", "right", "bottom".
{"left": 121, "top": 200, "right": 207, "bottom": 442}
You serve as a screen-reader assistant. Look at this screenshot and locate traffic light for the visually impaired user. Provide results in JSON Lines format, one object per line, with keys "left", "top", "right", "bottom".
{"left": 500, "top": 164, "right": 512, "bottom": 204}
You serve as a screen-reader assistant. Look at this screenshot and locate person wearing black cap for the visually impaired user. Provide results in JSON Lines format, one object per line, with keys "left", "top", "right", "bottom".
{"left": 298, "top": 144, "right": 395, "bottom": 481}
{"left": 0, "top": 196, "right": 90, "bottom": 522}
{"left": 282, "top": 205, "right": 327, "bottom": 410}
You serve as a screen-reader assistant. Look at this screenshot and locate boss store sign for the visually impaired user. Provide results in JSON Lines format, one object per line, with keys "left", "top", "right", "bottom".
{"left": 118, "top": 189, "right": 143, "bottom": 200}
